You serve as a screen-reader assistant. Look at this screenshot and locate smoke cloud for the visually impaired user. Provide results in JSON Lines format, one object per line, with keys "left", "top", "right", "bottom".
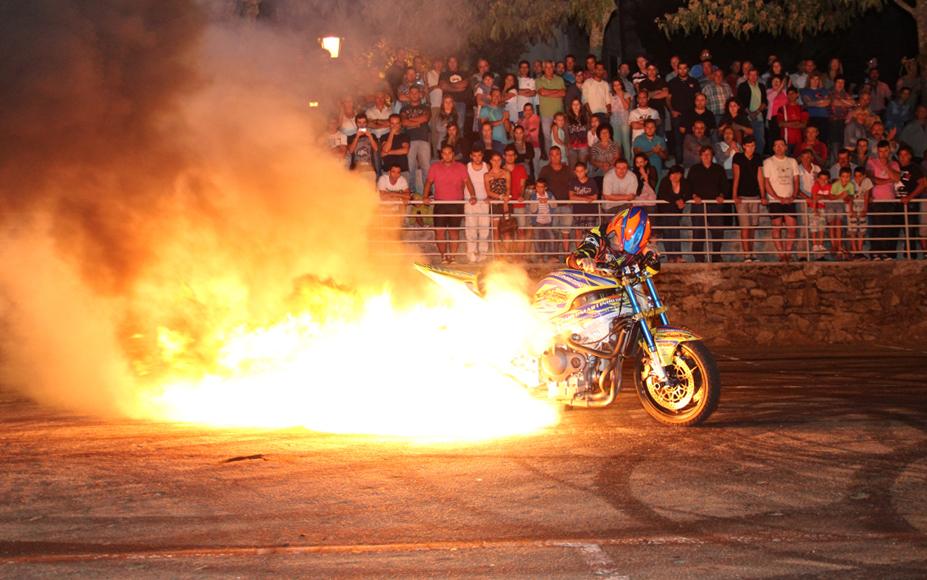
{"left": 0, "top": 0, "right": 426, "bottom": 416}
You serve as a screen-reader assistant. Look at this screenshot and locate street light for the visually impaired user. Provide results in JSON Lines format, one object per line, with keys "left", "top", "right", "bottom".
{"left": 319, "top": 36, "right": 341, "bottom": 59}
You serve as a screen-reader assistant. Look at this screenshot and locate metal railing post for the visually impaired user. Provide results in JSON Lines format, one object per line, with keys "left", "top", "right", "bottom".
{"left": 903, "top": 201, "right": 911, "bottom": 259}
{"left": 702, "top": 202, "right": 710, "bottom": 263}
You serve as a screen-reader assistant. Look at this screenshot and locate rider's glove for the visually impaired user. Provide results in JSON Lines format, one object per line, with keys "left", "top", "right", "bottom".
{"left": 577, "top": 257, "right": 596, "bottom": 272}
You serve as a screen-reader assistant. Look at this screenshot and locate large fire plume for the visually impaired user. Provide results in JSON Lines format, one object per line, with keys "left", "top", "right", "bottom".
{"left": 0, "top": 2, "right": 559, "bottom": 442}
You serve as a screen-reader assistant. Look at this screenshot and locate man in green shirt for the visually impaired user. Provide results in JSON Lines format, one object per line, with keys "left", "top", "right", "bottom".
{"left": 536, "top": 60, "right": 566, "bottom": 161}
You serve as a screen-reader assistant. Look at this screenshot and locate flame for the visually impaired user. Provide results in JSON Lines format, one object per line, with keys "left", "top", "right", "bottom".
{"left": 126, "top": 266, "right": 560, "bottom": 443}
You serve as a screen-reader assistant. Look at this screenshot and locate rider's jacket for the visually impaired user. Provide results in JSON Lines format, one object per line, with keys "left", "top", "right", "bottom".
{"left": 566, "top": 222, "right": 627, "bottom": 271}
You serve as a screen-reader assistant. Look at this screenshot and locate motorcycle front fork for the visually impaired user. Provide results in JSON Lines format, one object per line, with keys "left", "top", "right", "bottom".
{"left": 624, "top": 277, "right": 671, "bottom": 381}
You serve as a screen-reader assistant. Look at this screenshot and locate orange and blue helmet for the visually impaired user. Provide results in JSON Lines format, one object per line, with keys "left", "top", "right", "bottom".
{"left": 605, "top": 207, "right": 651, "bottom": 254}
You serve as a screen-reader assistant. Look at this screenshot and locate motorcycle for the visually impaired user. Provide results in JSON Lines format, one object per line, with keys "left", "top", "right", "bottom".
{"left": 416, "top": 250, "right": 720, "bottom": 427}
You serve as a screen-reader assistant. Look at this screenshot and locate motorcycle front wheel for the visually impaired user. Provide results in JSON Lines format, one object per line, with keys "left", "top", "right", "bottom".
{"left": 634, "top": 340, "right": 720, "bottom": 427}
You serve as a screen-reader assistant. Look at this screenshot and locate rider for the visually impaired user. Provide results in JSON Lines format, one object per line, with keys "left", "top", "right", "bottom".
{"left": 566, "top": 207, "right": 652, "bottom": 273}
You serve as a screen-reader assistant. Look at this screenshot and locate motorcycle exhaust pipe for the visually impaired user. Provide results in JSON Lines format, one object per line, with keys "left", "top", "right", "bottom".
{"left": 569, "top": 358, "right": 621, "bottom": 408}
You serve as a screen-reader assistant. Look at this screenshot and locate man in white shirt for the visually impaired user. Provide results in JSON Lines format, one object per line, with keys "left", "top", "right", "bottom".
{"left": 366, "top": 91, "right": 392, "bottom": 174}
{"left": 601, "top": 158, "right": 639, "bottom": 215}
{"left": 515, "top": 60, "right": 536, "bottom": 118}
{"left": 582, "top": 61, "right": 610, "bottom": 115}
{"left": 465, "top": 145, "right": 491, "bottom": 263}
{"left": 376, "top": 164, "right": 411, "bottom": 226}
{"left": 762, "top": 138, "right": 800, "bottom": 260}
{"left": 628, "top": 90, "right": 661, "bottom": 143}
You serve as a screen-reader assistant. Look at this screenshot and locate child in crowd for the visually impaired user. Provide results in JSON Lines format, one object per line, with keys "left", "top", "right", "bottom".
{"left": 827, "top": 167, "right": 855, "bottom": 258}
{"left": 551, "top": 112, "right": 568, "bottom": 160}
{"left": 809, "top": 172, "right": 831, "bottom": 254}
{"left": 529, "top": 178, "right": 558, "bottom": 262}
{"left": 848, "top": 168, "right": 873, "bottom": 259}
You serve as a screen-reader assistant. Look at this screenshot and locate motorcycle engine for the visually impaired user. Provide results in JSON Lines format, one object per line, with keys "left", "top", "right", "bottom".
{"left": 540, "top": 346, "right": 595, "bottom": 402}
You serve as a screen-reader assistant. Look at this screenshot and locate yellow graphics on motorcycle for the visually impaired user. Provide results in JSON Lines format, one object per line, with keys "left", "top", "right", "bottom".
{"left": 533, "top": 269, "right": 650, "bottom": 332}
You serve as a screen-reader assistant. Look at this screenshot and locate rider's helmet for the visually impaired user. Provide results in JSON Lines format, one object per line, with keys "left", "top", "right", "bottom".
{"left": 605, "top": 207, "right": 651, "bottom": 254}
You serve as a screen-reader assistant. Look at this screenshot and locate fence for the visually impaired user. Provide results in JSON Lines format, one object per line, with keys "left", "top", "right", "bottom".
{"left": 373, "top": 198, "right": 927, "bottom": 263}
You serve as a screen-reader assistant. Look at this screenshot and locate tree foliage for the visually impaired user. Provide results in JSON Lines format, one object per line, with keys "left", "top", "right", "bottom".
{"left": 657, "top": 0, "right": 890, "bottom": 40}
{"left": 484, "top": 0, "right": 616, "bottom": 46}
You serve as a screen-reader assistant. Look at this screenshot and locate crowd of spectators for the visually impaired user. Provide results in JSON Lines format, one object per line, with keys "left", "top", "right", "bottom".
{"left": 323, "top": 51, "right": 927, "bottom": 264}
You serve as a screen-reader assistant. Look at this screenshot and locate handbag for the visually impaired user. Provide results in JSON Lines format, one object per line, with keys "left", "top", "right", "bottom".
{"left": 497, "top": 195, "right": 519, "bottom": 238}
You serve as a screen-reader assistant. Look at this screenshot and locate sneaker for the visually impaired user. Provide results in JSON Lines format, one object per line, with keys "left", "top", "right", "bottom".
{"left": 884, "top": 255, "right": 894, "bottom": 261}
{"left": 872, "top": 255, "right": 882, "bottom": 261}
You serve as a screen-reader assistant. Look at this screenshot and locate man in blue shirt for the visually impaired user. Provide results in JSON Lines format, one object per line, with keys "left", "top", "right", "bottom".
{"left": 632, "top": 119, "right": 669, "bottom": 176}
{"left": 479, "top": 88, "right": 510, "bottom": 145}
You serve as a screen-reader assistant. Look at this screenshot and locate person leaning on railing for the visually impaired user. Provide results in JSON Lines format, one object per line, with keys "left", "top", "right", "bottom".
{"left": 656, "top": 165, "right": 690, "bottom": 262}
{"left": 685, "top": 145, "right": 729, "bottom": 263}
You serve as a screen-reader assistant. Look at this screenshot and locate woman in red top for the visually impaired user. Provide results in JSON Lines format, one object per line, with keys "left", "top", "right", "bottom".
{"left": 503, "top": 145, "right": 530, "bottom": 254}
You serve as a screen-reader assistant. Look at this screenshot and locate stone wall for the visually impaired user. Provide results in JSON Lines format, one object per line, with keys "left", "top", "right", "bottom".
{"left": 645, "top": 261, "right": 927, "bottom": 347}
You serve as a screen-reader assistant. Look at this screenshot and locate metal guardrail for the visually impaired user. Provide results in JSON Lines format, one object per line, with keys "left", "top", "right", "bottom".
{"left": 373, "top": 199, "right": 927, "bottom": 263}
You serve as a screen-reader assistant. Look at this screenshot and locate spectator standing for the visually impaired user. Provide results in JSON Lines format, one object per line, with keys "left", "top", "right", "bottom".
{"left": 827, "top": 167, "right": 855, "bottom": 257}
{"left": 536, "top": 61, "right": 566, "bottom": 156}
{"left": 632, "top": 153, "right": 659, "bottom": 209}
{"left": 528, "top": 178, "right": 558, "bottom": 261}
{"left": 632, "top": 119, "right": 669, "bottom": 177}
{"left": 866, "top": 141, "right": 902, "bottom": 259}
{"left": 886, "top": 88, "right": 915, "bottom": 133}
{"left": 366, "top": 91, "right": 392, "bottom": 141}
{"left": 823, "top": 58, "right": 844, "bottom": 90}
{"left": 796, "top": 126, "right": 829, "bottom": 168}
{"left": 638, "top": 64, "right": 669, "bottom": 134}
{"left": 503, "top": 145, "right": 530, "bottom": 253}
{"left": 550, "top": 112, "right": 568, "bottom": 160}
{"left": 631, "top": 55, "right": 649, "bottom": 88}
{"left": 683, "top": 93, "right": 717, "bottom": 140}
{"left": 568, "top": 162, "right": 600, "bottom": 243}
{"left": 732, "top": 136, "right": 765, "bottom": 261}
{"left": 473, "top": 72, "right": 495, "bottom": 131}
{"left": 667, "top": 62, "right": 702, "bottom": 163}
{"left": 828, "top": 77, "right": 855, "bottom": 156}
{"left": 479, "top": 121, "right": 504, "bottom": 156}
{"left": 715, "top": 126, "right": 741, "bottom": 178}
{"left": 777, "top": 87, "right": 808, "bottom": 153}
{"left": 565, "top": 97, "right": 590, "bottom": 167}
{"left": 844, "top": 108, "right": 871, "bottom": 151}
{"left": 423, "top": 144, "right": 477, "bottom": 264}
{"left": 848, "top": 167, "right": 873, "bottom": 258}
{"left": 763, "top": 139, "right": 801, "bottom": 261}
{"left": 377, "top": 163, "right": 411, "bottom": 208}
{"left": 899, "top": 105, "right": 927, "bottom": 159}
{"left": 516, "top": 61, "right": 537, "bottom": 118}
{"left": 656, "top": 165, "right": 689, "bottom": 261}
{"left": 766, "top": 75, "right": 789, "bottom": 147}
{"left": 441, "top": 123, "right": 465, "bottom": 162}
{"left": 401, "top": 86, "right": 432, "bottom": 194}
{"left": 396, "top": 67, "right": 424, "bottom": 111}
{"left": 439, "top": 56, "right": 469, "bottom": 127}
{"left": 337, "top": 97, "right": 358, "bottom": 138}
{"left": 582, "top": 61, "right": 610, "bottom": 115}
{"left": 480, "top": 87, "right": 510, "bottom": 146}
{"left": 564, "top": 70, "right": 584, "bottom": 111}
{"left": 830, "top": 149, "right": 855, "bottom": 180}
{"left": 864, "top": 68, "right": 892, "bottom": 119}
{"left": 426, "top": 58, "right": 444, "bottom": 146}
{"left": 683, "top": 120, "right": 713, "bottom": 170}
{"left": 379, "top": 114, "right": 411, "bottom": 183}
{"left": 464, "top": 146, "right": 490, "bottom": 263}
{"left": 347, "top": 113, "right": 378, "bottom": 177}
{"left": 602, "top": 157, "right": 639, "bottom": 216}
{"left": 800, "top": 73, "right": 831, "bottom": 145}
{"left": 703, "top": 68, "right": 733, "bottom": 120}
{"left": 686, "top": 145, "right": 729, "bottom": 262}
{"left": 737, "top": 69, "right": 767, "bottom": 155}
{"left": 521, "top": 104, "right": 542, "bottom": 174}
{"left": 502, "top": 74, "right": 520, "bottom": 127}
{"left": 434, "top": 96, "right": 460, "bottom": 157}
{"left": 719, "top": 98, "right": 753, "bottom": 144}
{"left": 512, "top": 125, "right": 536, "bottom": 179}
{"left": 854, "top": 138, "right": 871, "bottom": 169}
{"left": 896, "top": 146, "right": 926, "bottom": 256}
{"left": 609, "top": 78, "right": 632, "bottom": 160}
{"left": 790, "top": 59, "right": 815, "bottom": 90}
{"left": 629, "top": 90, "right": 660, "bottom": 143}
{"left": 589, "top": 125, "right": 622, "bottom": 185}
{"left": 538, "top": 147, "right": 575, "bottom": 254}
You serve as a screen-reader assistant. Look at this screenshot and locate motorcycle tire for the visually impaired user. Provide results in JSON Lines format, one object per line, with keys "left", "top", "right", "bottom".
{"left": 634, "top": 340, "right": 720, "bottom": 427}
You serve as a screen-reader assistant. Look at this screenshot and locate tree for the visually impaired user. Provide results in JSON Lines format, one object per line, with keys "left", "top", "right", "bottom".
{"left": 485, "top": 0, "right": 617, "bottom": 58}
{"left": 657, "top": 0, "right": 927, "bottom": 71}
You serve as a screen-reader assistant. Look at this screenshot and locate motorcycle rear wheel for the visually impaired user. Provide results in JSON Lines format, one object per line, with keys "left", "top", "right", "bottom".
{"left": 635, "top": 340, "right": 720, "bottom": 427}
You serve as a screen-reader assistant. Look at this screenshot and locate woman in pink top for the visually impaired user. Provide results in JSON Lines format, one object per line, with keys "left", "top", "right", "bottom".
{"left": 865, "top": 141, "right": 902, "bottom": 259}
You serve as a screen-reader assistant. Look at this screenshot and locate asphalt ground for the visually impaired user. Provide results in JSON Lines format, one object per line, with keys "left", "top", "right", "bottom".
{"left": 1, "top": 346, "right": 926, "bottom": 579}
